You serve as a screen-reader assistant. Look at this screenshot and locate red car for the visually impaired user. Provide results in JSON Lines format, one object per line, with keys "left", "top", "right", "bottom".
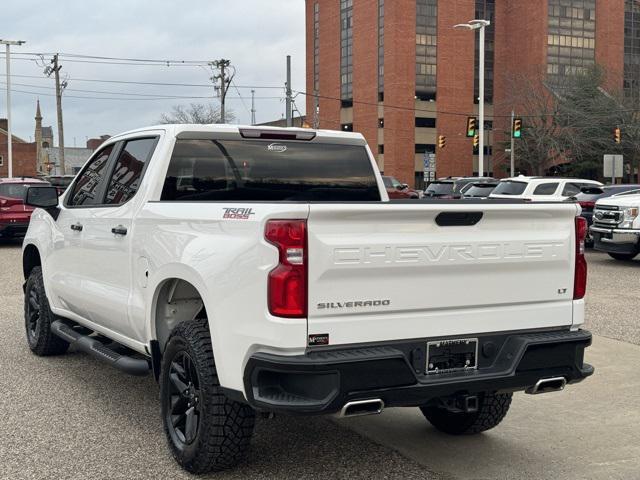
{"left": 0, "top": 177, "right": 51, "bottom": 239}
{"left": 382, "top": 176, "right": 420, "bottom": 199}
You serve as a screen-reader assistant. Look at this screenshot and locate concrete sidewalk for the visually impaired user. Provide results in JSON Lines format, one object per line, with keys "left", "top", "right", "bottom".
{"left": 339, "top": 335, "right": 640, "bottom": 480}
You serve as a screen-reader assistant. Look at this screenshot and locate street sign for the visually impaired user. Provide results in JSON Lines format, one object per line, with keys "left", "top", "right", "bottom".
{"left": 423, "top": 153, "right": 436, "bottom": 183}
{"left": 603, "top": 154, "right": 623, "bottom": 179}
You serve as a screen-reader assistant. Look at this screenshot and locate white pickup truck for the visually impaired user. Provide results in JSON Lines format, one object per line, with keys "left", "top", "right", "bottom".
{"left": 22, "top": 125, "right": 593, "bottom": 473}
{"left": 590, "top": 192, "right": 640, "bottom": 260}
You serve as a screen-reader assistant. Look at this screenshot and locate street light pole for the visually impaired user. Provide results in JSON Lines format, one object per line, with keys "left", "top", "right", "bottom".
{"left": 1, "top": 39, "right": 26, "bottom": 178}
{"left": 453, "top": 20, "right": 490, "bottom": 178}
{"left": 478, "top": 23, "right": 486, "bottom": 178}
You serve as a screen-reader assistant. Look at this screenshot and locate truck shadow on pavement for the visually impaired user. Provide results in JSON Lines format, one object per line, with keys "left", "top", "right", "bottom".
{"left": 5, "top": 341, "right": 446, "bottom": 480}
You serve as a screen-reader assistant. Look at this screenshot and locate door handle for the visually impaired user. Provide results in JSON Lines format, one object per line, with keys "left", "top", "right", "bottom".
{"left": 70, "top": 223, "right": 83, "bottom": 232}
{"left": 111, "top": 225, "right": 128, "bottom": 236}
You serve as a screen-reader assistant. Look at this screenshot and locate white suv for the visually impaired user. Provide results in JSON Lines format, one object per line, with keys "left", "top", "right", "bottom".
{"left": 490, "top": 176, "right": 602, "bottom": 202}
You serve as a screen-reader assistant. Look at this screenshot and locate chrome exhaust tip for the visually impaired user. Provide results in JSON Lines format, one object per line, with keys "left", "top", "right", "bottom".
{"left": 525, "top": 376, "right": 567, "bottom": 395}
{"left": 339, "top": 398, "right": 385, "bottom": 418}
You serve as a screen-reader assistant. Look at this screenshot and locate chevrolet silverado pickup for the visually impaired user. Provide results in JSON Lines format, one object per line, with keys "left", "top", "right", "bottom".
{"left": 21, "top": 124, "right": 593, "bottom": 473}
{"left": 591, "top": 192, "right": 640, "bottom": 260}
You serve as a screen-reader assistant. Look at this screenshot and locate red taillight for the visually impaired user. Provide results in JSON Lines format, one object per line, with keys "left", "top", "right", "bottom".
{"left": 574, "top": 216, "right": 588, "bottom": 300}
{"left": 578, "top": 201, "right": 595, "bottom": 210}
{"left": 265, "top": 220, "right": 307, "bottom": 318}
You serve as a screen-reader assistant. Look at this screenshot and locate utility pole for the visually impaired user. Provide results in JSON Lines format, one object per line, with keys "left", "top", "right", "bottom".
{"left": 510, "top": 110, "right": 515, "bottom": 177}
{"left": 285, "top": 55, "right": 292, "bottom": 127}
{"left": 48, "top": 54, "right": 66, "bottom": 175}
{"left": 251, "top": 89, "right": 256, "bottom": 125}
{"left": 1, "top": 39, "right": 26, "bottom": 178}
{"left": 210, "top": 59, "right": 234, "bottom": 124}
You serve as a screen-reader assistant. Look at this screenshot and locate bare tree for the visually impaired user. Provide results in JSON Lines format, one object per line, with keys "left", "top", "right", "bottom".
{"left": 503, "top": 65, "right": 638, "bottom": 179}
{"left": 159, "top": 103, "right": 235, "bottom": 124}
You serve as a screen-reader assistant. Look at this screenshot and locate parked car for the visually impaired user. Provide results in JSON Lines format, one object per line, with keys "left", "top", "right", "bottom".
{"left": 0, "top": 177, "right": 51, "bottom": 239}
{"left": 462, "top": 181, "right": 499, "bottom": 198}
{"left": 382, "top": 175, "right": 420, "bottom": 199}
{"left": 425, "top": 177, "right": 496, "bottom": 199}
{"left": 569, "top": 184, "right": 640, "bottom": 246}
{"left": 42, "top": 175, "right": 75, "bottom": 195}
{"left": 490, "top": 176, "right": 602, "bottom": 202}
{"left": 590, "top": 192, "right": 640, "bottom": 261}
{"left": 22, "top": 125, "right": 593, "bottom": 473}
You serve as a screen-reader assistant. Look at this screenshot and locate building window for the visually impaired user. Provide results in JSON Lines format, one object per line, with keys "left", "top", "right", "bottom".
{"left": 378, "top": 118, "right": 384, "bottom": 128}
{"left": 0, "top": 155, "right": 3, "bottom": 167}
{"left": 340, "top": 0, "right": 354, "bottom": 101}
{"left": 415, "top": 144, "right": 436, "bottom": 154}
{"left": 341, "top": 123, "right": 353, "bottom": 132}
{"left": 547, "top": 0, "right": 596, "bottom": 85}
{"left": 415, "top": 117, "right": 436, "bottom": 128}
{"left": 416, "top": 0, "right": 437, "bottom": 98}
{"left": 474, "top": 0, "right": 495, "bottom": 103}
{"left": 378, "top": 0, "right": 384, "bottom": 94}
{"left": 625, "top": 0, "right": 640, "bottom": 98}
{"left": 378, "top": 145, "right": 384, "bottom": 154}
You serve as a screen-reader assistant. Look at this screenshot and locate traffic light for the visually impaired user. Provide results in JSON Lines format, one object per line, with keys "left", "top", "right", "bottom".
{"left": 473, "top": 134, "right": 479, "bottom": 154}
{"left": 438, "top": 135, "right": 446, "bottom": 148}
{"left": 466, "top": 117, "right": 477, "bottom": 137}
{"left": 614, "top": 127, "right": 621, "bottom": 144}
{"left": 512, "top": 118, "right": 523, "bottom": 138}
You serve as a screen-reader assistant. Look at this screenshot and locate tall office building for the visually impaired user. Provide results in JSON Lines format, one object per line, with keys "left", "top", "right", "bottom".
{"left": 306, "top": 0, "right": 634, "bottom": 186}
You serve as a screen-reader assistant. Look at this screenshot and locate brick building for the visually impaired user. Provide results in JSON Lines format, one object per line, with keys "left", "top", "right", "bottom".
{"left": 306, "top": 0, "right": 637, "bottom": 187}
{"left": 0, "top": 119, "right": 37, "bottom": 178}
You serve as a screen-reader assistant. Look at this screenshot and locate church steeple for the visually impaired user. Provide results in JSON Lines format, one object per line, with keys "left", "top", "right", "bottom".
{"left": 35, "top": 99, "right": 44, "bottom": 173}
{"left": 35, "top": 99, "right": 42, "bottom": 121}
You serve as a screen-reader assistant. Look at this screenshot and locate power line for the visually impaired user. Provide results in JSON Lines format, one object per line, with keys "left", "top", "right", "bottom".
{"left": 3, "top": 86, "right": 283, "bottom": 102}
{"left": 1, "top": 73, "right": 283, "bottom": 89}
{"left": 0, "top": 81, "right": 282, "bottom": 99}
{"left": 294, "top": 90, "right": 640, "bottom": 120}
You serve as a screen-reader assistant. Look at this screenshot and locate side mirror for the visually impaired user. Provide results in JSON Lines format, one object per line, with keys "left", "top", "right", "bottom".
{"left": 400, "top": 183, "right": 409, "bottom": 190}
{"left": 26, "top": 186, "right": 59, "bottom": 209}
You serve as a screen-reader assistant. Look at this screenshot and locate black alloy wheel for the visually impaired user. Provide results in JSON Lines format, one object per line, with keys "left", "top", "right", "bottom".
{"left": 166, "top": 351, "right": 202, "bottom": 446}
{"left": 24, "top": 266, "right": 69, "bottom": 356}
{"left": 26, "top": 285, "right": 41, "bottom": 345}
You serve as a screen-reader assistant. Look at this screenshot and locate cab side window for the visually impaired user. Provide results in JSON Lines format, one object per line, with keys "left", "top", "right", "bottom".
{"left": 67, "top": 145, "right": 114, "bottom": 206}
{"left": 562, "top": 183, "right": 581, "bottom": 197}
{"left": 104, "top": 138, "right": 157, "bottom": 205}
{"left": 533, "top": 182, "right": 559, "bottom": 196}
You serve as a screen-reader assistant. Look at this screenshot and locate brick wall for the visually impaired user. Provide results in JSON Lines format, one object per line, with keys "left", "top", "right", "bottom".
{"left": 435, "top": 0, "right": 476, "bottom": 177}
{"left": 493, "top": 0, "right": 549, "bottom": 177}
{"left": 596, "top": 0, "right": 625, "bottom": 93}
{"left": 318, "top": 0, "right": 342, "bottom": 130}
{"left": 383, "top": 0, "right": 416, "bottom": 184}
{"left": 353, "top": 0, "right": 379, "bottom": 160}
{"left": 0, "top": 133, "right": 37, "bottom": 178}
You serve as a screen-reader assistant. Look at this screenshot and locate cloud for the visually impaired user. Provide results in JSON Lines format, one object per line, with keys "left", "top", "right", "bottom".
{"left": 1, "top": 0, "right": 305, "bottom": 146}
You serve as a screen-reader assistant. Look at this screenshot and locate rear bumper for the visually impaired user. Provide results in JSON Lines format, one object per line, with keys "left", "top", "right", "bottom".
{"left": 243, "top": 329, "right": 593, "bottom": 414}
{"left": 590, "top": 226, "right": 640, "bottom": 254}
{"left": 0, "top": 222, "right": 29, "bottom": 238}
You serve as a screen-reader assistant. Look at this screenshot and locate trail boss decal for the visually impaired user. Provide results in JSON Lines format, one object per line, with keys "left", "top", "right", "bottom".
{"left": 222, "top": 208, "right": 255, "bottom": 220}
{"left": 317, "top": 299, "right": 391, "bottom": 309}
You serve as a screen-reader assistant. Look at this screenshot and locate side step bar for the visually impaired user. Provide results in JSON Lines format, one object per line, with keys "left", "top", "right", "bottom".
{"left": 51, "top": 320, "right": 150, "bottom": 376}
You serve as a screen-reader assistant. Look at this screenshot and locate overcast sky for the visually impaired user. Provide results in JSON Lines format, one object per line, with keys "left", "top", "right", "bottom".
{"left": 1, "top": 0, "right": 306, "bottom": 147}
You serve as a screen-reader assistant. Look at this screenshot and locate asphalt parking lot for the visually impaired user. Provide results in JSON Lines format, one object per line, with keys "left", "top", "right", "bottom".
{"left": 0, "top": 240, "right": 638, "bottom": 480}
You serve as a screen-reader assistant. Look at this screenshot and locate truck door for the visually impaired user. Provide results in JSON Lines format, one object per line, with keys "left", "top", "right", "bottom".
{"left": 74, "top": 137, "right": 158, "bottom": 340}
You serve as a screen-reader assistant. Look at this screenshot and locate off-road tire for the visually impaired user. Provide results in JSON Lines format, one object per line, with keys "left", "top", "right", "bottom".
{"left": 24, "top": 266, "right": 69, "bottom": 356}
{"left": 160, "top": 318, "right": 255, "bottom": 473}
{"left": 608, "top": 252, "right": 638, "bottom": 261}
{"left": 420, "top": 392, "right": 512, "bottom": 435}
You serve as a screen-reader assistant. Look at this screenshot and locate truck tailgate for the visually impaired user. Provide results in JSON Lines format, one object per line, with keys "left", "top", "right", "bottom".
{"left": 307, "top": 202, "right": 579, "bottom": 346}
